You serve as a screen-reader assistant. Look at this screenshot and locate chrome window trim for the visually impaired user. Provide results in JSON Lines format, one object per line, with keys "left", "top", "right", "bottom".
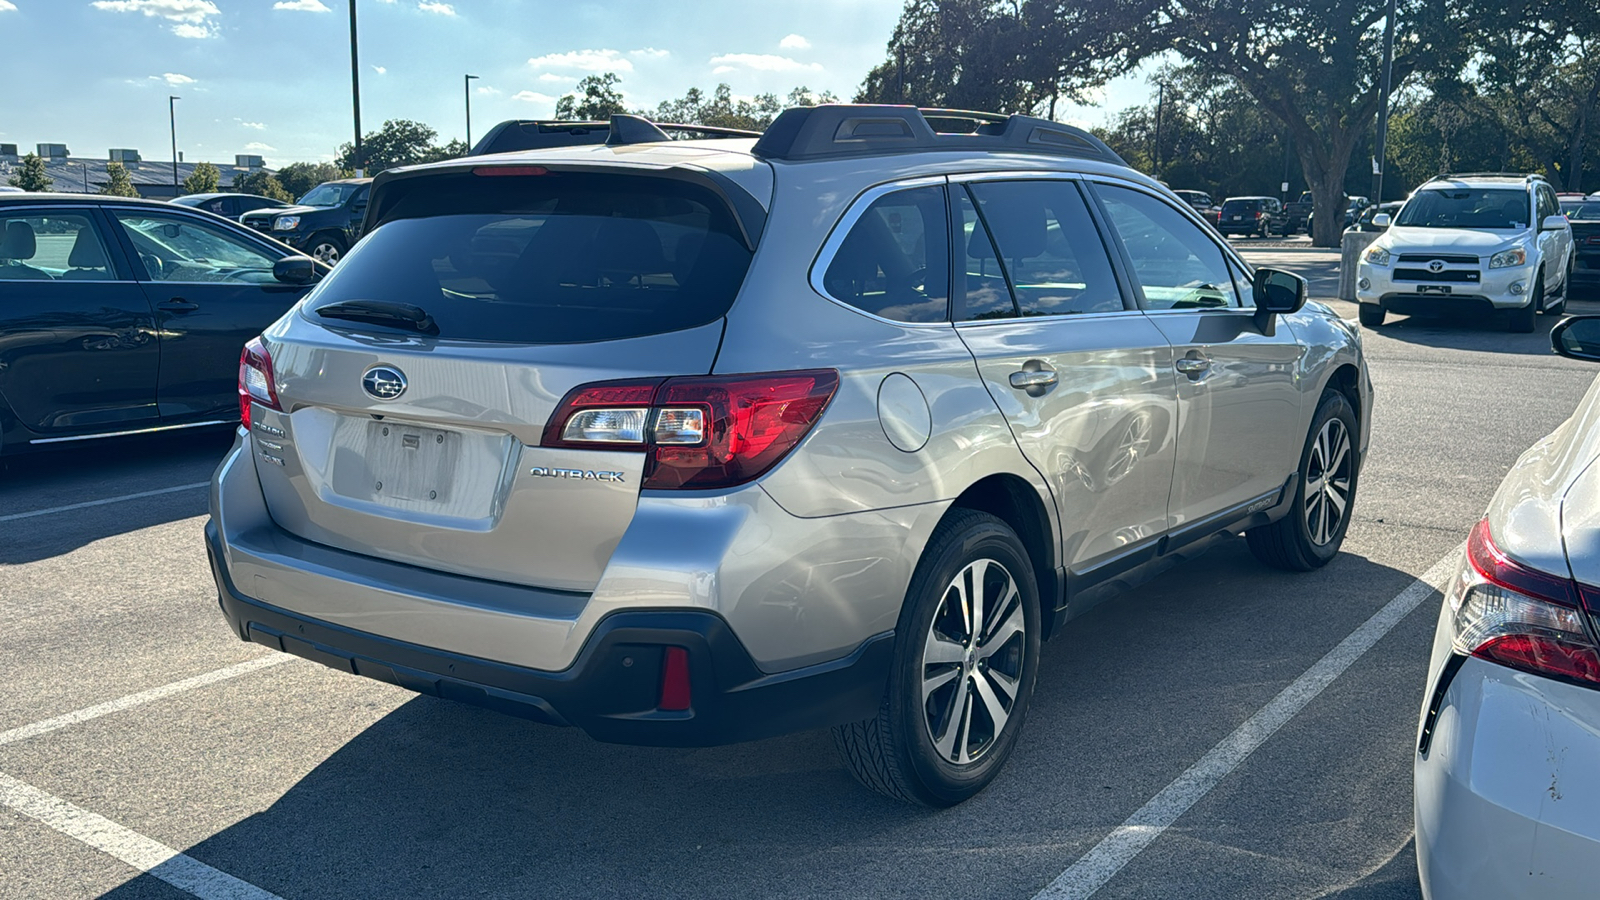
{"left": 806, "top": 174, "right": 956, "bottom": 329}
{"left": 952, "top": 307, "right": 1137, "bottom": 329}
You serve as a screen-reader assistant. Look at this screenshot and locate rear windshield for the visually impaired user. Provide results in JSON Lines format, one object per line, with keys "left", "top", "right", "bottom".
{"left": 304, "top": 171, "right": 754, "bottom": 343}
{"left": 1396, "top": 189, "right": 1529, "bottom": 229}
{"left": 1566, "top": 202, "right": 1600, "bottom": 221}
{"left": 1220, "top": 199, "right": 1262, "bottom": 213}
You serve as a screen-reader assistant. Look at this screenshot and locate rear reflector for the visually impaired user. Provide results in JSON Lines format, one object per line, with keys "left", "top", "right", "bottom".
{"left": 659, "top": 647, "right": 691, "bottom": 711}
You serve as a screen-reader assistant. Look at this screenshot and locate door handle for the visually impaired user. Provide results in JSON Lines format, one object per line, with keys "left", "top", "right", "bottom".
{"left": 1009, "top": 363, "right": 1058, "bottom": 394}
{"left": 159, "top": 299, "right": 200, "bottom": 312}
{"left": 1175, "top": 357, "right": 1211, "bottom": 376}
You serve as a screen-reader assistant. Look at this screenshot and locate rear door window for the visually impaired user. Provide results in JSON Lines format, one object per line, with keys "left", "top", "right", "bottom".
{"left": 820, "top": 185, "right": 949, "bottom": 322}
{"left": 0, "top": 211, "right": 117, "bottom": 281}
{"left": 305, "top": 171, "right": 755, "bottom": 343}
{"left": 964, "top": 180, "right": 1123, "bottom": 317}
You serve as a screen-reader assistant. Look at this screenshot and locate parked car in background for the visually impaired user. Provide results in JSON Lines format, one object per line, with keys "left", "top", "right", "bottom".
{"left": 173, "top": 192, "right": 293, "bottom": 222}
{"left": 1356, "top": 174, "right": 1573, "bottom": 331}
{"left": 1560, "top": 193, "right": 1599, "bottom": 219}
{"left": 208, "top": 105, "right": 1369, "bottom": 808}
{"left": 1414, "top": 314, "right": 1600, "bottom": 899}
{"left": 1217, "top": 196, "right": 1288, "bottom": 237}
{"left": 1566, "top": 197, "right": 1600, "bottom": 296}
{"left": 1349, "top": 201, "right": 1404, "bottom": 233}
{"left": 1284, "top": 191, "right": 1315, "bottom": 234}
{"left": 0, "top": 193, "right": 325, "bottom": 455}
{"left": 241, "top": 178, "right": 371, "bottom": 264}
{"left": 0, "top": 186, "right": 24, "bottom": 193}
{"left": 1308, "top": 196, "right": 1370, "bottom": 235}
{"left": 1172, "top": 189, "right": 1219, "bottom": 224}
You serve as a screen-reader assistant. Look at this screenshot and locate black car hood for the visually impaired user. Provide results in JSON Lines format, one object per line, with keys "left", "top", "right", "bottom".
{"left": 247, "top": 204, "right": 332, "bottom": 218}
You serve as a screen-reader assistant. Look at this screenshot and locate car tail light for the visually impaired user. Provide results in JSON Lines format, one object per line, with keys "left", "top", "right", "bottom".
{"left": 238, "top": 337, "right": 280, "bottom": 430}
{"left": 1448, "top": 519, "right": 1600, "bottom": 686}
{"left": 659, "top": 647, "right": 691, "bottom": 711}
{"left": 543, "top": 370, "right": 839, "bottom": 490}
{"left": 1253, "top": 211, "right": 1263, "bottom": 220}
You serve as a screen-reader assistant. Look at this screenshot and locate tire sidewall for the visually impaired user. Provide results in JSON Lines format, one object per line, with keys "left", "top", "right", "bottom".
{"left": 889, "top": 515, "right": 1041, "bottom": 805}
{"left": 309, "top": 234, "right": 345, "bottom": 263}
{"left": 1288, "top": 392, "right": 1360, "bottom": 566}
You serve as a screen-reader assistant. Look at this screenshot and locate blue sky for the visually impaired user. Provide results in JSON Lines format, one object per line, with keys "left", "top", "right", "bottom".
{"left": 0, "top": 0, "right": 1152, "bottom": 168}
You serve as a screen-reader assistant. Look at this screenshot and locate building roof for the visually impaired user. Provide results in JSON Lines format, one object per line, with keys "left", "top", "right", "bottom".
{"left": 0, "top": 155, "right": 271, "bottom": 193}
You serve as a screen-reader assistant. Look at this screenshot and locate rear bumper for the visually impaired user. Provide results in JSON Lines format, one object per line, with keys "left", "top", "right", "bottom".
{"left": 206, "top": 521, "right": 892, "bottom": 746}
{"left": 1414, "top": 654, "right": 1600, "bottom": 899}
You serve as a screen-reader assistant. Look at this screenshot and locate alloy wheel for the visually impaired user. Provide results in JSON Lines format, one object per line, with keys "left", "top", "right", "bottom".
{"left": 1303, "top": 418, "right": 1353, "bottom": 546}
{"left": 921, "top": 558, "right": 1027, "bottom": 765}
{"left": 311, "top": 242, "right": 341, "bottom": 264}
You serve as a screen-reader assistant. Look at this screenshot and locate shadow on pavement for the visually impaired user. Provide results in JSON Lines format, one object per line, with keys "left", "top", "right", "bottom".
{"left": 1364, "top": 299, "right": 1600, "bottom": 356}
{"left": 95, "top": 540, "right": 1431, "bottom": 900}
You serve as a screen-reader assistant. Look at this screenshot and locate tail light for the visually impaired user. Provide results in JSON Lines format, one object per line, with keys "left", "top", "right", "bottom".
{"left": 1448, "top": 519, "right": 1600, "bottom": 686}
{"left": 238, "top": 337, "right": 280, "bottom": 430}
{"left": 543, "top": 369, "right": 839, "bottom": 490}
{"left": 1253, "top": 211, "right": 1263, "bottom": 220}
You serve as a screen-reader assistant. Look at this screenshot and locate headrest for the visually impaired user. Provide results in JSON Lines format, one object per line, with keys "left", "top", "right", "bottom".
{"left": 0, "top": 221, "right": 37, "bottom": 259}
{"left": 68, "top": 229, "right": 108, "bottom": 269}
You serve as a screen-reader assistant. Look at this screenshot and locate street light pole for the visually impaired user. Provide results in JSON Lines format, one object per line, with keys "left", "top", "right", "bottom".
{"left": 349, "top": 0, "right": 364, "bottom": 175}
{"left": 465, "top": 74, "right": 480, "bottom": 150}
{"left": 169, "top": 95, "right": 180, "bottom": 191}
{"left": 1152, "top": 80, "right": 1166, "bottom": 181}
{"left": 1370, "top": 0, "right": 1398, "bottom": 204}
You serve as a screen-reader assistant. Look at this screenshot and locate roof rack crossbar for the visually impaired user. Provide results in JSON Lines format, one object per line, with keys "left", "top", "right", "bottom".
{"left": 750, "top": 104, "right": 1124, "bottom": 165}
{"left": 469, "top": 118, "right": 761, "bottom": 155}
{"left": 1424, "top": 172, "right": 1547, "bottom": 183}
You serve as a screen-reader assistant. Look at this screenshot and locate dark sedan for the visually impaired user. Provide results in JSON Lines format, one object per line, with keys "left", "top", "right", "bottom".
{"left": 1569, "top": 199, "right": 1600, "bottom": 295}
{"left": 172, "top": 192, "right": 293, "bottom": 221}
{"left": 0, "top": 193, "right": 325, "bottom": 455}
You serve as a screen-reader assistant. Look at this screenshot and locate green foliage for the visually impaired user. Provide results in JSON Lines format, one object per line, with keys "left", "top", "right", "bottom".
{"left": 555, "top": 73, "right": 628, "bottom": 121}
{"left": 431, "top": 138, "right": 471, "bottom": 161}
{"left": 276, "top": 162, "right": 348, "bottom": 200}
{"left": 100, "top": 161, "right": 139, "bottom": 198}
{"left": 181, "top": 161, "right": 221, "bottom": 195}
{"left": 336, "top": 119, "right": 448, "bottom": 173}
{"left": 7, "top": 153, "right": 52, "bottom": 191}
{"left": 233, "top": 169, "right": 294, "bottom": 203}
{"left": 650, "top": 84, "right": 786, "bottom": 131}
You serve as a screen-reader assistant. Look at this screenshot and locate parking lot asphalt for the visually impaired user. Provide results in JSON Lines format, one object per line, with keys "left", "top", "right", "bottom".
{"left": 3, "top": 246, "right": 1598, "bottom": 899}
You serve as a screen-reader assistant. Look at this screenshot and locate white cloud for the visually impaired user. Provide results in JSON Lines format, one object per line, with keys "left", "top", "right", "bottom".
{"left": 150, "top": 72, "right": 196, "bottom": 85}
{"left": 512, "top": 91, "right": 555, "bottom": 103}
{"left": 528, "top": 49, "right": 632, "bottom": 73}
{"left": 241, "top": 121, "right": 267, "bottom": 130}
{"left": 417, "top": 1, "right": 454, "bottom": 14}
{"left": 244, "top": 142, "right": 277, "bottom": 153}
{"left": 92, "top": 0, "right": 220, "bottom": 37}
{"left": 779, "top": 34, "right": 810, "bottom": 50}
{"left": 372, "top": 65, "right": 387, "bottom": 74}
{"left": 272, "top": 0, "right": 330, "bottom": 10}
{"left": 0, "top": 2, "right": 17, "bottom": 12}
{"left": 709, "top": 53, "right": 823, "bottom": 74}
{"left": 475, "top": 85, "right": 500, "bottom": 95}
{"left": 537, "top": 73, "right": 570, "bottom": 83}
{"left": 630, "top": 47, "right": 669, "bottom": 59}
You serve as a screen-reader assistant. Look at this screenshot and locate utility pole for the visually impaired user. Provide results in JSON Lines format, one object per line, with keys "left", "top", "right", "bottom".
{"left": 1370, "top": 0, "right": 1397, "bottom": 204}
{"left": 896, "top": 46, "right": 906, "bottom": 104}
{"left": 168, "top": 95, "right": 180, "bottom": 191}
{"left": 1152, "top": 80, "right": 1166, "bottom": 180}
{"left": 349, "top": 0, "right": 364, "bottom": 175}
{"left": 465, "top": 74, "right": 480, "bottom": 150}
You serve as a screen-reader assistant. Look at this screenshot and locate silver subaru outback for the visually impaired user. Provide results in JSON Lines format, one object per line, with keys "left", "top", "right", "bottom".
{"left": 207, "top": 105, "right": 1372, "bottom": 806}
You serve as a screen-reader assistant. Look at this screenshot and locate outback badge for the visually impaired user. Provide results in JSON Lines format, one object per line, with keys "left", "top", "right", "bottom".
{"left": 529, "top": 466, "right": 626, "bottom": 483}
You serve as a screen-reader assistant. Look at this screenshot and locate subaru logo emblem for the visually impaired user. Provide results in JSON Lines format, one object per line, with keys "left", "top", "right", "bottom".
{"left": 362, "top": 365, "right": 407, "bottom": 401}
{"left": 1428, "top": 259, "right": 1446, "bottom": 273}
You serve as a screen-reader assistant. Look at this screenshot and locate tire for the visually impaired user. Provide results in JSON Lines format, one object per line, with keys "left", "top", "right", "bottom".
{"left": 1246, "top": 390, "right": 1359, "bottom": 571}
{"left": 306, "top": 234, "right": 346, "bottom": 265}
{"left": 1509, "top": 279, "right": 1539, "bottom": 333}
{"left": 1358, "top": 303, "right": 1385, "bottom": 327}
{"left": 833, "top": 509, "right": 1041, "bottom": 807}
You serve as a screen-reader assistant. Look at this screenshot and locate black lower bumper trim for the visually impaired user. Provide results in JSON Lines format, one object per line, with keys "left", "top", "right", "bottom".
{"left": 206, "top": 523, "right": 893, "bottom": 747}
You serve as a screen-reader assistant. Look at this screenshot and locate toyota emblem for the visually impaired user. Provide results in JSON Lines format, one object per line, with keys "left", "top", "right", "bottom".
{"left": 1428, "top": 259, "right": 1446, "bottom": 273}
{"left": 362, "top": 365, "right": 408, "bottom": 401}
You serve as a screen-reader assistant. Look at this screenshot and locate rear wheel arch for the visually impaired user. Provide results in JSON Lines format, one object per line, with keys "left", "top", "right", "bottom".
{"left": 945, "top": 474, "right": 1059, "bottom": 639}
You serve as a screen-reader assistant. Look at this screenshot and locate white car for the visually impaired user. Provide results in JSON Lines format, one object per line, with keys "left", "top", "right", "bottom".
{"left": 1414, "top": 314, "right": 1600, "bottom": 898}
{"left": 1356, "top": 174, "right": 1574, "bottom": 332}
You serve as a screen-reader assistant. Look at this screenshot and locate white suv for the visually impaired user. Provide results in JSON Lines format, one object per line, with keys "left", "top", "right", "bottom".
{"left": 1356, "top": 174, "right": 1574, "bottom": 332}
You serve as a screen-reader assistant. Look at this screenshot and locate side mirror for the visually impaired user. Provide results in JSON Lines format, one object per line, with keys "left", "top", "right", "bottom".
{"left": 1372, "top": 213, "right": 1392, "bottom": 227}
{"left": 1542, "top": 214, "right": 1569, "bottom": 232}
{"left": 273, "top": 254, "right": 318, "bottom": 285}
{"left": 1252, "top": 267, "right": 1307, "bottom": 333}
{"left": 1551, "top": 316, "right": 1600, "bottom": 362}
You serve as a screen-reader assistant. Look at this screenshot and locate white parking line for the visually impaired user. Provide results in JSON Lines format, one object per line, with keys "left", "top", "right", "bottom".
{"left": 1033, "top": 546, "right": 1463, "bottom": 900}
{"left": 0, "top": 772, "right": 285, "bottom": 900}
{"left": 0, "top": 655, "right": 291, "bottom": 748}
{"left": 0, "top": 481, "right": 210, "bottom": 524}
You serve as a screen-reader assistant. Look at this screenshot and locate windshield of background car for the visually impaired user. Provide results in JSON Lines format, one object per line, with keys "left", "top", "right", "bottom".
{"left": 1395, "top": 189, "right": 1530, "bottom": 229}
{"left": 304, "top": 170, "right": 754, "bottom": 343}
{"left": 1565, "top": 202, "right": 1600, "bottom": 220}
{"left": 297, "top": 183, "right": 358, "bottom": 208}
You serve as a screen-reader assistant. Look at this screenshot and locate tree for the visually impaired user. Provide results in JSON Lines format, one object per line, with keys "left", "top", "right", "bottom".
{"left": 181, "top": 161, "right": 221, "bottom": 195}
{"left": 276, "top": 162, "right": 347, "bottom": 200}
{"left": 233, "top": 169, "right": 293, "bottom": 203}
{"left": 6, "top": 153, "right": 52, "bottom": 191}
{"left": 336, "top": 119, "right": 444, "bottom": 172}
{"left": 427, "top": 138, "right": 470, "bottom": 161}
{"left": 100, "top": 161, "right": 139, "bottom": 198}
{"left": 555, "top": 73, "right": 628, "bottom": 121}
{"left": 650, "top": 84, "right": 782, "bottom": 130}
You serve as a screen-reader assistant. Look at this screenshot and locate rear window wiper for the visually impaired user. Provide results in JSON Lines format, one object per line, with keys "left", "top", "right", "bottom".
{"left": 315, "top": 300, "right": 439, "bottom": 336}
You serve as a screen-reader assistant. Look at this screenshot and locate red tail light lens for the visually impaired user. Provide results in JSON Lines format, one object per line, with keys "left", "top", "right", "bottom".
{"left": 238, "top": 337, "right": 280, "bottom": 430}
{"left": 659, "top": 646, "right": 691, "bottom": 711}
{"left": 1450, "top": 519, "right": 1600, "bottom": 687}
{"left": 543, "top": 370, "right": 839, "bottom": 490}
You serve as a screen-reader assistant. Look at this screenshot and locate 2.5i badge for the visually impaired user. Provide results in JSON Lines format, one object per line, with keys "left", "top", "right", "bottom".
{"left": 529, "top": 466, "right": 625, "bottom": 483}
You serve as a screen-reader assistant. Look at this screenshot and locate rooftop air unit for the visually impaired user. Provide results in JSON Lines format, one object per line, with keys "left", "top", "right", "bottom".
{"left": 235, "top": 154, "right": 265, "bottom": 169}
{"left": 110, "top": 149, "right": 142, "bottom": 164}
{"left": 37, "top": 143, "right": 69, "bottom": 159}
{"left": 0, "top": 144, "right": 17, "bottom": 158}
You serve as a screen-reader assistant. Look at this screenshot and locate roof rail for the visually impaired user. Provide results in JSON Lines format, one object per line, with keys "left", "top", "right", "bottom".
{"left": 469, "top": 118, "right": 762, "bottom": 156}
{"left": 1424, "top": 172, "right": 1547, "bottom": 183}
{"left": 752, "top": 104, "right": 1124, "bottom": 164}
